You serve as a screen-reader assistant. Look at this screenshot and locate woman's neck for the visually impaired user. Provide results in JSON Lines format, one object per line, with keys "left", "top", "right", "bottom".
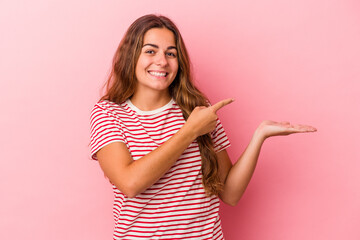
{"left": 130, "top": 90, "right": 172, "bottom": 111}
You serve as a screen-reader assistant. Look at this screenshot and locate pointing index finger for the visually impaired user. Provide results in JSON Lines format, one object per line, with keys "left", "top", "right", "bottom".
{"left": 211, "top": 98, "right": 234, "bottom": 112}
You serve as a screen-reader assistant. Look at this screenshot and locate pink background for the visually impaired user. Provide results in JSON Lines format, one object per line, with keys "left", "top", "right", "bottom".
{"left": 1, "top": 0, "right": 359, "bottom": 239}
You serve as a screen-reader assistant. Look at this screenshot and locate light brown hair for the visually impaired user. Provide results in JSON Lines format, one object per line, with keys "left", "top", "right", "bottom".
{"left": 101, "top": 14, "right": 223, "bottom": 196}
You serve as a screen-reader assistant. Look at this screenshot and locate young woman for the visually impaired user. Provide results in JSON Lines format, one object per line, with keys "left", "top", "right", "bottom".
{"left": 90, "top": 14, "right": 316, "bottom": 239}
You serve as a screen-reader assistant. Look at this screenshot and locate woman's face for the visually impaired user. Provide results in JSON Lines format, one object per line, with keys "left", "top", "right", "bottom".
{"left": 135, "top": 27, "right": 179, "bottom": 95}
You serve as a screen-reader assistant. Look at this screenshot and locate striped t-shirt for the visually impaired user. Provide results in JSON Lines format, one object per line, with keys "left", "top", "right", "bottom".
{"left": 90, "top": 98, "right": 230, "bottom": 240}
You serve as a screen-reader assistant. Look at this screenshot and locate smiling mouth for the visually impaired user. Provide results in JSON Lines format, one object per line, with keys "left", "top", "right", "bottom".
{"left": 148, "top": 71, "right": 168, "bottom": 77}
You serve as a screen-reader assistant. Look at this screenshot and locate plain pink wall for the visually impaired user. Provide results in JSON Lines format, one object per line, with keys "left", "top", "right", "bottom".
{"left": 1, "top": 0, "right": 359, "bottom": 239}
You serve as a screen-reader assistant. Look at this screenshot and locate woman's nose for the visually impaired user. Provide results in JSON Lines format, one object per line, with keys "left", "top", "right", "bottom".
{"left": 155, "top": 52, "right": 168, "bottom": 66}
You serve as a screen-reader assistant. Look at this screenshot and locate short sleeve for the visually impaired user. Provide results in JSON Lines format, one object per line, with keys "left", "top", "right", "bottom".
{"left": 90, "top": 103, "right": 125, "bottom": 160}
{"left": 211, "top": 119, "right": 231, "bottom": 153}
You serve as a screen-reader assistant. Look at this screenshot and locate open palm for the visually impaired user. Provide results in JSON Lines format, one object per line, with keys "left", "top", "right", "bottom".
{"left": 258, "top": 120, "right": 317, "bottom": 139}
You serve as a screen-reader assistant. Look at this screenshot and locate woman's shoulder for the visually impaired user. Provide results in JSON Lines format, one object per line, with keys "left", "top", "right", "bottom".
{"left": 92, "top": 99, "right": 129, "bottom": 117}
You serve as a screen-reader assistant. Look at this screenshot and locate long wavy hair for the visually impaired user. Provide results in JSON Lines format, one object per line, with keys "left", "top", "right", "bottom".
{"left": 101, "top": 14, "right": 223, "bottom": 196}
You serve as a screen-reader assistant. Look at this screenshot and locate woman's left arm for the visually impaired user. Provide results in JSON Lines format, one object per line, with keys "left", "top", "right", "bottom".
{"left": 217, "top": 120, "right": 317, "bottom": 206}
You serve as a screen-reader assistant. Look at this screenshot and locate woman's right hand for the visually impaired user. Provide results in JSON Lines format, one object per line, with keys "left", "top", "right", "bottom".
{"left": 184, "top": 98, "right": 234, "bottom": 137}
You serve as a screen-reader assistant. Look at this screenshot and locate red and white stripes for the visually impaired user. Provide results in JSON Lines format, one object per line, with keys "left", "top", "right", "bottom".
{"left": 90, "top": 99, "right": 230, "bottom": 239}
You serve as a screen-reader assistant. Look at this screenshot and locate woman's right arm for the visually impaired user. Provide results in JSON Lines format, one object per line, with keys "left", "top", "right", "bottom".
{"left": 96, "top": 98, "right": 233, "bottom": 198}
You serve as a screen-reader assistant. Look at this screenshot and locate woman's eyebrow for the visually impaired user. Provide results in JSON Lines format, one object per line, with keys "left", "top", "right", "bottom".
{"left": 143, "top": 43, "right": 177, "bottom": 50}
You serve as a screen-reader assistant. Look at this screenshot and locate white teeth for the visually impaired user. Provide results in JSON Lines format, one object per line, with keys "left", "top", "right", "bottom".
{"left": 149, "top": 71, "right": 166, "bottom": 77}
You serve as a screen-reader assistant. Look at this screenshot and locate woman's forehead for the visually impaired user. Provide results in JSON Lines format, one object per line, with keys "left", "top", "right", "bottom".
{"left": 143, "top": 28, "right": 176, "bottom": 47}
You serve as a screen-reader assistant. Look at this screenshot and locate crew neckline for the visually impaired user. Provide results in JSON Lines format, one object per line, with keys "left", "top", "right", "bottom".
{"left": 126, "top": 98, "right": 175, "bottom": 115}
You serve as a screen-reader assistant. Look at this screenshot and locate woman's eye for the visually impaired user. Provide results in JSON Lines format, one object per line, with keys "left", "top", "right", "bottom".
{"left": 166, "top": 52, "right": 177, "bottom": 57}
{"left": 145, "top": 50, "right": 155, "bottom": 54}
